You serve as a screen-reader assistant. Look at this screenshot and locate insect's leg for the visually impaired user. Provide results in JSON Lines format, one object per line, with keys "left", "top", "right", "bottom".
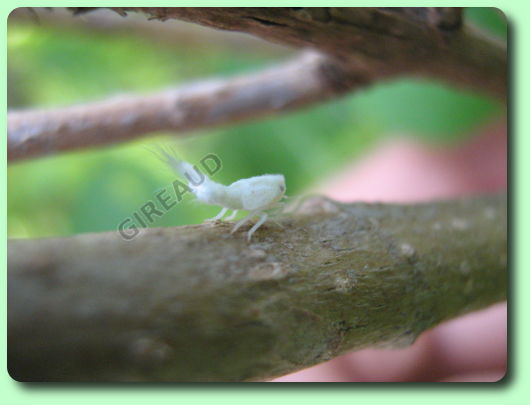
{"left": 206, "top": 207, "right": 228, "bottom": 221}
{"left": 226, "top": 210, "right": 238, "bottom": 220}
{"left": 231, "top": 211, "right": 258, "bottom": 234}
{"left": 247, "top": 212, "right": 268, "bottom": 242}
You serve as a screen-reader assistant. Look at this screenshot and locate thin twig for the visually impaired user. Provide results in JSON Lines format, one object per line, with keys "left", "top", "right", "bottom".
{"left": 8, "top": 51, "right": 368, "bottom": 162}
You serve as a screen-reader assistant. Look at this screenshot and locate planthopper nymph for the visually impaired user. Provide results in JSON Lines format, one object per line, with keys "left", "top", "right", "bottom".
{"left": 153, "top": 146, "right": 286, "bottom": 241}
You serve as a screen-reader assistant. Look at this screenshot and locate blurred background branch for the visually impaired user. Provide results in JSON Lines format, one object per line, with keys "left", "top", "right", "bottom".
{"left": 8, "top": 7, "right": 505, "bottom": 162}
{"left": 8, "top": 51, "right": 368, "bottom": 162}
{"left": 9, "top": 8, "right": 291, "bottom": 56}
{"left": 111, "top": 7, "right": 505, "bottom": 98}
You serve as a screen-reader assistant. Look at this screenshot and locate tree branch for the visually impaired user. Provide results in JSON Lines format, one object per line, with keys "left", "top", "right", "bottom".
{"left": 8, "top": 51, "right": 368, "bottom": 162}
{"left": 8, "top": 194, "right": 507, "bottom": 381}
{"left": 112, "top": 7, "right": 506, "bottom": 99}
{"left": 9, "top": 8, "right": 290, "bottom": 57}
{"left": 8, "top": 7, "right": 506, "bottom": 163}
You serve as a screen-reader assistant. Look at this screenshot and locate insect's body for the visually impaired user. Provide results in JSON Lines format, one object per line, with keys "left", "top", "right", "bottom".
{"left": 155, "top": 147, "right": 286, "bottom": 241}
{"left": 192, "top": 178, "right": 231, "bottom": 207}
{"left": 223, "top": 175, "right": 286, "bottom": 210}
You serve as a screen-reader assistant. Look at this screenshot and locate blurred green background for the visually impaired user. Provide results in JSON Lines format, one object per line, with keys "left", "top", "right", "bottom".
{"left": 7, "top": 8, "right": 506, "bottom": 239}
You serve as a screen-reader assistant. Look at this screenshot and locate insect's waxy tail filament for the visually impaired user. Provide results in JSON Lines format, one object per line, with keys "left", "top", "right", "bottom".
{"left": 151, "top": 145, "right": 214, "bottom": 194}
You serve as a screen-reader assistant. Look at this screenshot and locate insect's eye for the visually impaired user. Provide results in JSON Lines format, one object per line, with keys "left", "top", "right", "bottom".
{"left": 279, "top": 184, "right": 285, "bottom": 192}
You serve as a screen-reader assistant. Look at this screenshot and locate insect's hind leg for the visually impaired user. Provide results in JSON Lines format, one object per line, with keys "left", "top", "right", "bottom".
{"left": 226, "top": 210, "right": 238, "bottom": 220}
{"left": 246, "top": 213, "right": 268, "bottom": 242}
{"left": 207, "top": 207, "right": 228, "bottom": 221}
{"left": 231, "top": 211, "right": 258, "bottom": 234}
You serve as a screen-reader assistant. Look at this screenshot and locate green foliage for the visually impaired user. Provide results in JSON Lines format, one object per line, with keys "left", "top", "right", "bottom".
{"left": 7, "top": 8, "right": 504, "bottom": 238}
{"left": 465, "top": 7, "right": 508, "bottom": 38}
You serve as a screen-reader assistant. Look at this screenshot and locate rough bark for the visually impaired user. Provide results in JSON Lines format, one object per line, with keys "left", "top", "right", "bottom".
{"left": 8, "top": 194, "right": 507, "bottom": 382}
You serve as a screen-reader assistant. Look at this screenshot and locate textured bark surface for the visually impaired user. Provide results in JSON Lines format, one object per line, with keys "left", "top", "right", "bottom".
{"left": 8, "top": 194, "right": 507, "bottom": 382}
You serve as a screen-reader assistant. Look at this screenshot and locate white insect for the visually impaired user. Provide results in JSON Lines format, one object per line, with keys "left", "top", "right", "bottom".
{"left": 154, "top": 147, "right": 286, "bottom": 241}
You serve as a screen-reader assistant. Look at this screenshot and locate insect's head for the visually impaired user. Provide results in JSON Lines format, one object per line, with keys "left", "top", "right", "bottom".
{"left": 270, "top": 174, "right": 286, "bottom": 199}
{"left": 255, "top": 174, "right": 286, "bottom": 202}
